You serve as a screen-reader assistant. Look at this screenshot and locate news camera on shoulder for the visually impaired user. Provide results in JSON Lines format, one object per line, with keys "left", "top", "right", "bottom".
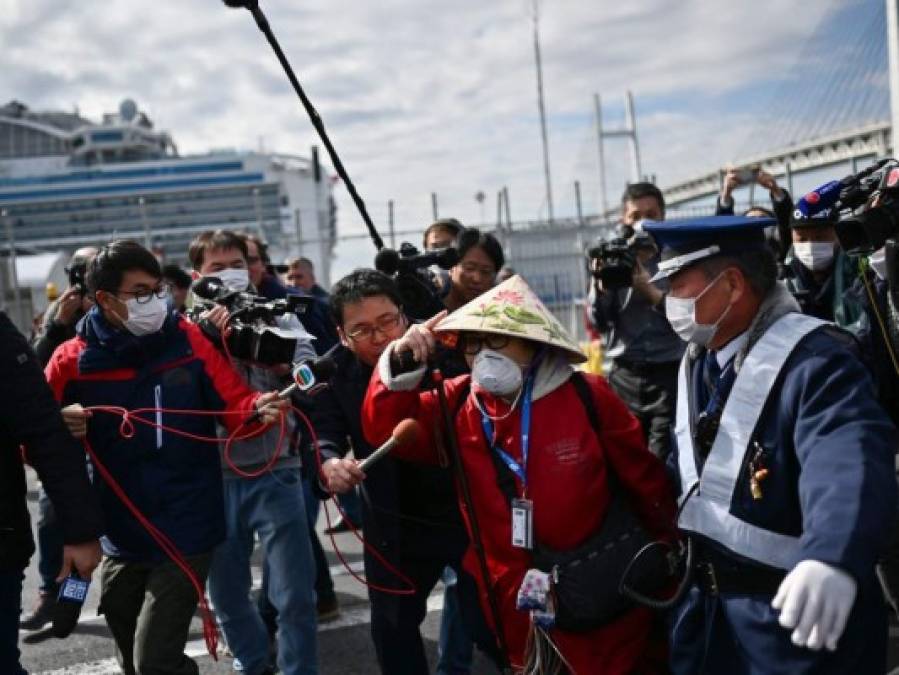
{"left": 187, "top": 229, "right": 314, "bottom": 366}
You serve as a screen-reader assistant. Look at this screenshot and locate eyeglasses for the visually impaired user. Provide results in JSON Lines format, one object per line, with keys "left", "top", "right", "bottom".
{"left": 346, "top": 312, "right": 403, "bottom": 342}
{"left": 116, "top": 283, "right": 171, "bottom": 304}
{"left": 460, "top": 332, "right": 510, "bottom": 356}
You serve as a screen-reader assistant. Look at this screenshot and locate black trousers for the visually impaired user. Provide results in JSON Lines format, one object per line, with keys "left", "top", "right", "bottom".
{"left": 608, "top": 359, "right": 680, "bottom": 460}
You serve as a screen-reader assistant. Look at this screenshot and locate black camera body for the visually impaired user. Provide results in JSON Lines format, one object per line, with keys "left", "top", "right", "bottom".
{"left": 375, "top": 243, "right": 459, "bottom": 321}
{"left": 833, "top": 160, "right": 899, "bottom": 255}
{"left": 587, "top": 237, "right": 636, "bottom": 289}
{"left": 191, "top": 276, "right": 311, "bottom": 365}
{"left": 66, "top": 260, "right": 88, "bottom": 295}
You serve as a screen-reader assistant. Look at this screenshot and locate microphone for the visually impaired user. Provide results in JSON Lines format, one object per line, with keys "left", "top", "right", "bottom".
{"left": 191, "top": 275, "right": 227, "bottom": 302}
{"left": 244, "top": 351, "right": 337, "bottom": 425}
{"left": 277, "top": 353, "right": 338, "bottom": 399}
{"left": 357, "top": 419, "right": 422, "bottom": 473}
{"left": 52, "top": 574, "right": 90, "bottom": 638}
{"left": 374, "top": 248, "right": 401, "bottom": 275}
{"left": 390, "top": 347, "right": 427, "bottom": 376}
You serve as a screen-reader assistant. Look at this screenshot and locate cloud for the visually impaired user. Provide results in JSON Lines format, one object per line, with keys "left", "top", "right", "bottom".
{"left": 0, "top": 0, "right": 882, "bottom": 280}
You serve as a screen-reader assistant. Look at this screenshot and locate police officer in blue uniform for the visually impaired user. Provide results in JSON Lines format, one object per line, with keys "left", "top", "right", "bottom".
{"left": 643, "top": 215, "right": 897, "bottom": 674}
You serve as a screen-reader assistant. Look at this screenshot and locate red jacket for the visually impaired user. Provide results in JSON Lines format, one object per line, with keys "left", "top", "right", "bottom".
{"left": 362, "top": 354, "right": 675, "bottom": 674}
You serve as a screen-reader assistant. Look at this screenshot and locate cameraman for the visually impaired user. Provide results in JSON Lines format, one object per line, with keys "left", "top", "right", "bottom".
{"left": 587, "top": 183, "right": 684, "bottom": 460}
{"left": 187, "top": 229, "right": 319, "bottom": 675}
{"left": 32, "top": 247, "right": 97, "bottom": 366}
{"left": 20, "top": 246, "right": 97, "bottom": 632}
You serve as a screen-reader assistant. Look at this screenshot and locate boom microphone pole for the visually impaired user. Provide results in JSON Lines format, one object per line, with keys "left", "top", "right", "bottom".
{"left": 222, "top": 0, "right": 385, "bottom": 250}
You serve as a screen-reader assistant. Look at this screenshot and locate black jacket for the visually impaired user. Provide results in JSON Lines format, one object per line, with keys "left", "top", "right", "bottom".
{"left": 310, "top": 346, "right": 467, "bottom": 583}
{"left": 0, "top": 311, "right": 103, "bottom": 571}
{"left": 32, "top": 294, "right": 85, "bottom": 367}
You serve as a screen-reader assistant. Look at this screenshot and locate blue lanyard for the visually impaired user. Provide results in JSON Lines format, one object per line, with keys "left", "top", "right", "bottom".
{"left": 479, "top": 375, "right": 534, "bottom": 493}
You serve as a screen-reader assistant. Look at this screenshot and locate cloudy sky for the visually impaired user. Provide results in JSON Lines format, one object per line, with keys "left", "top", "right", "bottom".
{"left": 0, "top": 0, "right": 887, "bottom": 276}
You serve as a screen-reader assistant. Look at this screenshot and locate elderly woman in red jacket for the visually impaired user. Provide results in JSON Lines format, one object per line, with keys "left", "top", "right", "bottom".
{"left": 359, "top": 276, "right": 675, "bottom": 674}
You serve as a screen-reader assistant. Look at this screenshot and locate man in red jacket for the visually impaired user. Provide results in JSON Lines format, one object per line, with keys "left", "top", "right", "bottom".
{"left": 360, "top": 275, "right": 676, "bottom": 674}
{"left": 45, "top": 240, "right": 285, "bottom": 675}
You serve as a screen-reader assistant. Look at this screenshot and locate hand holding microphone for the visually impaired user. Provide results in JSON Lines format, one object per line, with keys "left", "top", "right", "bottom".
{"left": 244, "top": 351, "right": 337, "bottom": 426}
{"left": 390, "top": 311, "right": 447, "bottom": 372}
{"left": 322, "top": 419, "right": 421, "bottom": 493}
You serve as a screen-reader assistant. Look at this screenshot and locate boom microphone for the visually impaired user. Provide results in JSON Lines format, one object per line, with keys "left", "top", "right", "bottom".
{"left": 357, "top": 419, "right": 421, "bottom": 473}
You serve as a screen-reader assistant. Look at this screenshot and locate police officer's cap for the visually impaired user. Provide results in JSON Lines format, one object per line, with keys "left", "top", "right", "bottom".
{"left": 643, "top": 215, "right": 775, "bottom": 282}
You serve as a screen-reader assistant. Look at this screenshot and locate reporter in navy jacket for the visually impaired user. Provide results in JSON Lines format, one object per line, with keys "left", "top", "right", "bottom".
{"left": 44, "top": 240, "right": 284, "bottom": 675}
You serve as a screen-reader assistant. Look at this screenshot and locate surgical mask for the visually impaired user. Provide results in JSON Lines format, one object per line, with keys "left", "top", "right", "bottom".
{"left": 214, "top": 268, "right": 249, "bottom": 292}
{"left": 665, "top": 272, "right": 733, "bottom": 347}
{"left": 471, "top": 349, "right": 523, "bottom": 398}
{"left": 793, "top": 241, "right": 834, "bottom": 272}
{"left": 870, "top": 248, "right": 887, "bottom": 281}
{"left": 122, "top": 294, "right": 168, "bottom": 336}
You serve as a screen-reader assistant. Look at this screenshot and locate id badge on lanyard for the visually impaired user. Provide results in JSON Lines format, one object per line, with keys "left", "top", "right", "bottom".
{"left": 511, "top": 497, "right": 534, "bottom": 549}
{"left": 480, "top": 375, "right": 535, "bottom": 550}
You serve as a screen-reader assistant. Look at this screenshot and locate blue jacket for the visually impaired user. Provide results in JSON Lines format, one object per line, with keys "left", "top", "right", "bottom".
{"left": 45, "top": 308, "right": 261, "bottom": 562}
{"left": 668, "top": 289, "right": 896, "bottom": 673}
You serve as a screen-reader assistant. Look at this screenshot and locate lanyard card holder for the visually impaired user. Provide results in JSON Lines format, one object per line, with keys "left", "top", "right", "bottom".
{"left": 511, "top": 497, "right": 534, "bottom": 550}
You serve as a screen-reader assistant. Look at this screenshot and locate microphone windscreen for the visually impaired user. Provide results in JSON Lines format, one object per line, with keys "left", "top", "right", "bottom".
{"left": 313, "top": 356, "right": 338, "bottom": 381}
{"left": 392, "top": 418, "right": 421, "bottom": 448}
{"left": 374, "top": 248, "right": 401, "bottom": 275}
{"left": 191, "top": 276, "right": 225, "bottom": 301}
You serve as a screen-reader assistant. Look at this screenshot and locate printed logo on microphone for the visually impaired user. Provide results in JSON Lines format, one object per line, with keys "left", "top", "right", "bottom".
{"left": 888, "top": 168, "right": 899, "bottom": 188}
{"left": 805, "top": 191, "right": 820, "bottom": 205}
{"left": 294, "top": 363, "right": 316, "bottom": 390}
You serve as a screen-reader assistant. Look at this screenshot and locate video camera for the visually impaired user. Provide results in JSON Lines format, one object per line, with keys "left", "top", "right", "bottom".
{"left": 793, "top": 158, "right": 899, "bottom": 255}
{"left": 191, "top": 276, "right": 312, "bottom": 365}
{"left": 374, "top": 243, "right": 459, "bottom": 321}
{"left": 587, "top": 237, "right": 637, "bottom": 289}
{"left": 835, "top": 161, "right": 899, "bottom": 255}
{"left": 65, "top": 260, "right": 88, "bottom": 296}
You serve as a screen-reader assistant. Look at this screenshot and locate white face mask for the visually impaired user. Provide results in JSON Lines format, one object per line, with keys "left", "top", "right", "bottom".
{"left": 665, "top": 272, "right": 733, "bottom": 347}
{"left": 471, "top": 349, "right": 523, "bottom": 398}
{"left": 121, "top": 293, "right": 169, "bottom": 336}
{"left": 793, "top": 241, "right": 835, "bottom": 272}
{"left": 214, "top": 267, "right": 250, "bottom": 292}
{"left": 870, "top": 248, "right": 887, "bottom": 281}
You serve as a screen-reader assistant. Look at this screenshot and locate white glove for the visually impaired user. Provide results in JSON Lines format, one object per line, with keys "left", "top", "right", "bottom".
{"left": 771, "top": 560, "right": 857, "bottom": 652}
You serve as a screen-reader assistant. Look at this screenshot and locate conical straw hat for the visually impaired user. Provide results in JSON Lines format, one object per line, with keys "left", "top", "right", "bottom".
{"left": 435, "top": 275, "right": 586, "bottom": 363}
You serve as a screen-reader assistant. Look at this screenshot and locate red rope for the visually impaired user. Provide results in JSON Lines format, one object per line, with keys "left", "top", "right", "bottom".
{"left": 290, "top": 403, "right": 416, "bottom": 596}
{"left": 77, "top": 397, "right": 417, "bottom": 660}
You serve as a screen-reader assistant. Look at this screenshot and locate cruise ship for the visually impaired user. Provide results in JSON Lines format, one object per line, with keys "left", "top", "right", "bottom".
{"left": 0, "top": 98, "right": 336, "bottom": 282}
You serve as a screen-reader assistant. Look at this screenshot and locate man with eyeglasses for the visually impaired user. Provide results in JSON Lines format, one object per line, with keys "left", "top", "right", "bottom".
{"left": 43, "top": 239, "right": 286, "bottom": 675}
{"left": 312, "top": 269, "right": 471, "bottom": 675}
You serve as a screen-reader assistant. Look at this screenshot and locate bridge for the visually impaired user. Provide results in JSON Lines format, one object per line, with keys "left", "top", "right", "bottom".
{"left": 662, "top": 0, "right": 895, "bottom": 209}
